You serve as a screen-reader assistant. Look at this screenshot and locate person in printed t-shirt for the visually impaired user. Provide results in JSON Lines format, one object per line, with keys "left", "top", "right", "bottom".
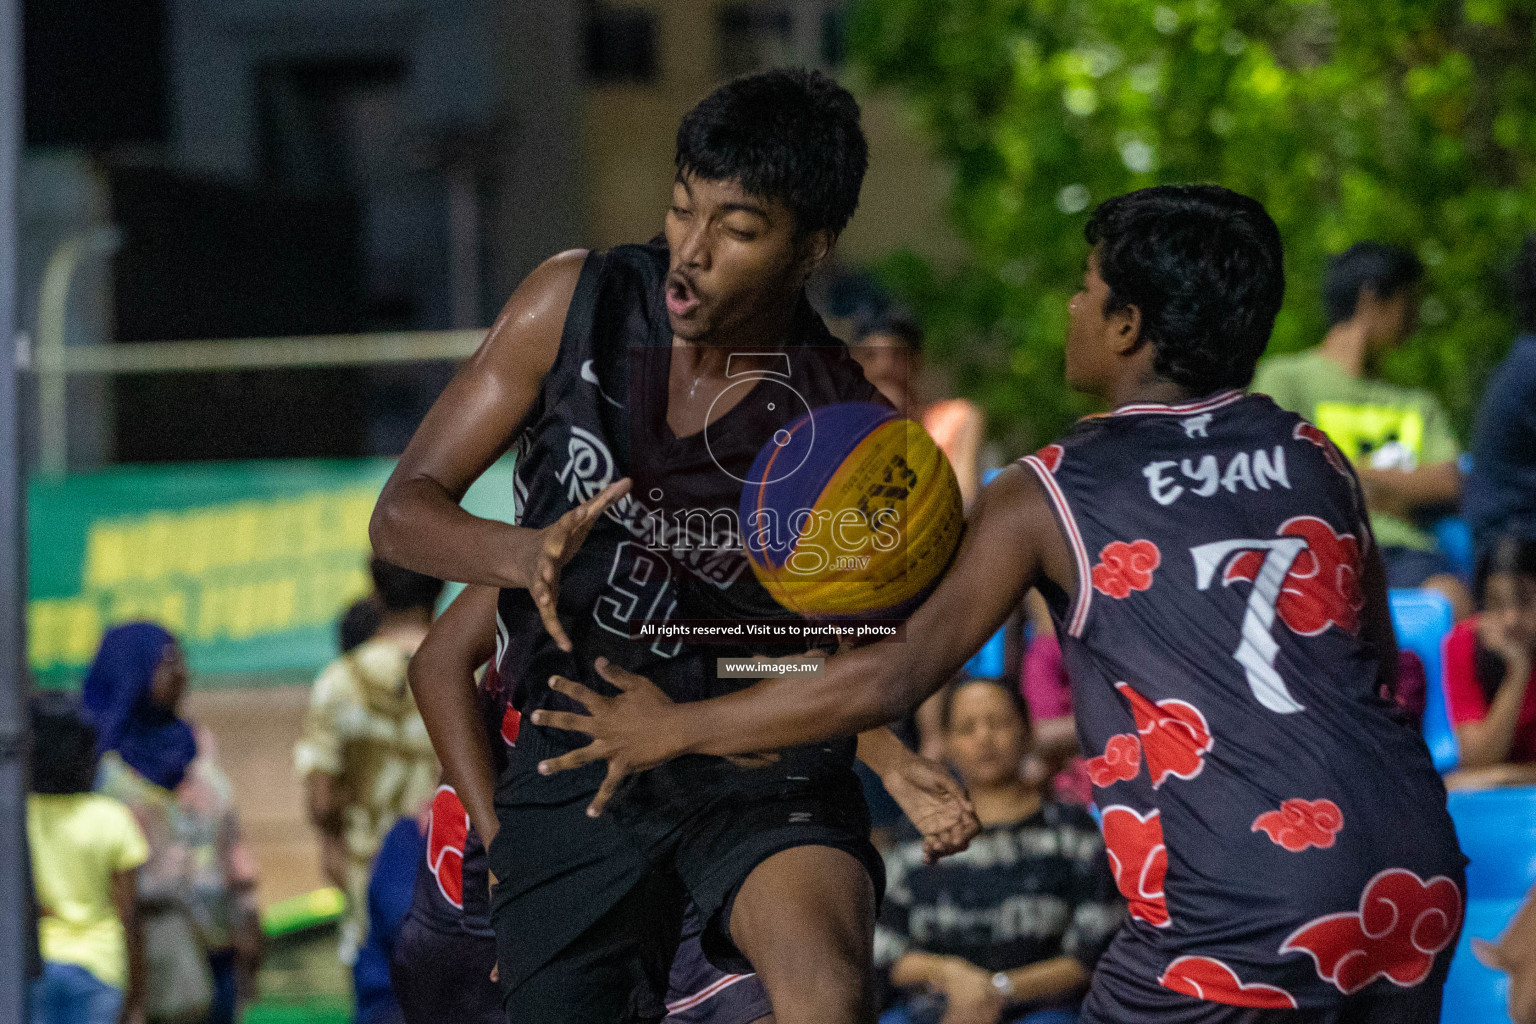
{"left": 542, "top": 185, "right": 1469, "bottom": 1024}
{"left": 295, "top": 559, "right": 442, "bottom": 965}
{"left": 1252, "top": 242, "right": 1473, "bottom": 619}
{"left": 876, "top": 678, "right": 1121, "bottom": 1024}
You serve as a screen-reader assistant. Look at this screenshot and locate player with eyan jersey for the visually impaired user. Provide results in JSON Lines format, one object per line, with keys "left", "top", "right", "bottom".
{"left": 537, "top": 186, "right": 1468, "bottom": 1023}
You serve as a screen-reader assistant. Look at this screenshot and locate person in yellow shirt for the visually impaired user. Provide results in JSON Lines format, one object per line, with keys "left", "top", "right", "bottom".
{"left": 295, "top": 558, "right": 442, "bottom": 965}
{"left": 28, "top": 693, "right": 149, "bottom": 1024}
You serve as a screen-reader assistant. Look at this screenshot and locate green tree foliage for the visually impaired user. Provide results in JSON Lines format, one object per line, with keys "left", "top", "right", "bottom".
{"left": 849, "top": 0, "right": 1536, "bottom": 450}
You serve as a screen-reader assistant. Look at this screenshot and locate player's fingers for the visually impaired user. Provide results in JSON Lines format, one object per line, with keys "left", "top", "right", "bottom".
{"left": 593, "top": 656, "right": 651, "bottom": 693}
{"left": 583, "top": 477, "right": 632, "bottom": 518}
{"left": 1472, "top": 937, "right": 1505, "bottom": 970}
{"left": 528, "top": 708, "right": 597, "bottom": 735}
{"left": 927, "top": 824, "right": 969, "bottom": 862}
{"left": 545, "top": 675, "right": 607, "bottom": 712}
{"left": 587, "top": 763, "right": 628, "bottom": 817}
{"left": 536, "top": 744, "right": 601, "bottom": 776}
{"left": 534, "top": 589, "right": 573, "bottom": 653}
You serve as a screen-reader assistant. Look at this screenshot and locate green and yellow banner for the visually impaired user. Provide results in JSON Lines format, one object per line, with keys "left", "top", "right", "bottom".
{"left": 28, "top": 458, "right": 516, "bottom": 686}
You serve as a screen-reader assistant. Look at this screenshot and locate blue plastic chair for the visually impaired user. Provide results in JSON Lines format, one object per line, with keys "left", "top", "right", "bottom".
{"left": 964, "top": 628, "right": 1006, "bottom": 678}
{"left": 1441, "top": 786, "right": 1536, "bottom": 1024}
{"left": 1388, "top": 588, "right": 1459, "bottom": 773}
{"left": 1432, "top": 516, "right": 1477, "bottom": 582}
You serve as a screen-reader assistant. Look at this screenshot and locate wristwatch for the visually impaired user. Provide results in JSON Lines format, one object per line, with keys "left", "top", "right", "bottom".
{"left": 991, "top": 971, "right": 1015, "bottom": 1001}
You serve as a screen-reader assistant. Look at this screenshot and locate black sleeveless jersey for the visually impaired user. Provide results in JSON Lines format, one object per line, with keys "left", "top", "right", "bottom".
{"left": 1020, "top": 391, "right": 1465, "bottom": 1011}
{"left": 495, "top": 241, "right": 884, "bottom": 767}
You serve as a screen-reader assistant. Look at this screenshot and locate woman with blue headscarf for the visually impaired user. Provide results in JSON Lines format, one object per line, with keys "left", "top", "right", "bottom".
{"left": 84, "top": 623, "right": 262, "bottom": 1024}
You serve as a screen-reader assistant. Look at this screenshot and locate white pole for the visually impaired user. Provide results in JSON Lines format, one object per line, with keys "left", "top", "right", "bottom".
{"left": 35, "top": 226, "right": 120, "bottom": 478}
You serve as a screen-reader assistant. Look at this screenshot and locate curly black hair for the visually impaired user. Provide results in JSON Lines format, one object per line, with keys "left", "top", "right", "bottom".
{"left": 30, "top": 692, "right": 100, "bottom": 795}
{"left": 1086, "top": 185, "right": 1285, "bottom": 393}
{"left": 676, "top": 67, "right": 867, "bottom": 237}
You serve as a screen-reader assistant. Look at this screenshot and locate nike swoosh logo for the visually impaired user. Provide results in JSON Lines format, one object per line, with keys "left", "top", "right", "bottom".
{"left": 580, "top": 359, "right": 623, "bottom": 408}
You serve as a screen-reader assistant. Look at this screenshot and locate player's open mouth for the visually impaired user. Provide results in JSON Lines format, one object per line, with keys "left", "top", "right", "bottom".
{"left": 666, "top": 275, "right": 702, "bottom": 318}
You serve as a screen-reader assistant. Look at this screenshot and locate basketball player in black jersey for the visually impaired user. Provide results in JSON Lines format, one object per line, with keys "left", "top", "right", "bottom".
{"left": 539, "top": 186, "right": 1467, "bottom": 1023}
{"left": 393, "top": 584, "right": 983, "bottom": 1024}
{"left": 370, "top": 69, "right": 976, "bottom": 1024}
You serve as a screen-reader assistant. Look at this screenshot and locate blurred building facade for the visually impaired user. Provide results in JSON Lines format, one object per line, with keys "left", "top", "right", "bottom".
{"left": 582, "top": 0, "right": 962, "bottom": 276}
{"left": 19, "top": 0, "right": 957, "bottom": 466}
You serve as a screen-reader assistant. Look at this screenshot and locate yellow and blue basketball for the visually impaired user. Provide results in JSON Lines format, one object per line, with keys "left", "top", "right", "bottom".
{"left": 739, "top": 401, "right": 964, "bottom": 619}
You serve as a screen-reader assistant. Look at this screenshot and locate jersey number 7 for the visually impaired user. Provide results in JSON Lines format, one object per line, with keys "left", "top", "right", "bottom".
{"left": 1190, "top": 537, "right": 1310, "bottom": 714}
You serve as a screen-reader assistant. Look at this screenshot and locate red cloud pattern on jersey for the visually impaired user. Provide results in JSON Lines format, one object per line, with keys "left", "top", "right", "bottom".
{"left": 1225, "top": 516, "right": 1364, "bottom": 636}
{"left": 1036, "top": 444, "right": 1064, "bottom": 473}
{"left": 501, "top": 705, "right": 521, "bottom": 746}
{"left": 1092, "top": 540, "right": 1161, "bottom": 599}
{"left": 1114, "top": 682, "right": 1213, "bottom": 788}
{"left": 427, "top": 785, "right": 470, "bottom": 910}
{"left": 1159, "top": 956, "right": 1298, "bottom": 1009}
{"left": 1101, "top": 805, "right": 1169, "bottom": 927}
{"left": 1281, "top": 868, "right": 1462, "bottom": 995}
{"left": 1086, "top": 732, "right": 1141, "bottom": 787}
{"left": 1294, "top": 421, "right": 1351, "bottom": 478}
{"left": 1252, "top": 798, "right": 1345, "bottom": 852}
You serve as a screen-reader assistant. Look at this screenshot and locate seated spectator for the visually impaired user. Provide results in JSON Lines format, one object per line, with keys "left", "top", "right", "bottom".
{"left": 1252, "top": 241, "right": 1472, "bottom": 618}
{"left": 85, "top": 622, "right": 263, "bottom": 1024}
{"left": 876, "top": 678, "right": 1122, "bottom": 1024}
{"left": 27, "top": 693, "right": 149, "bottom": 1024}
{"left": 1443, "top": 534, "right": 1536, "bottom": 790}
{"left": 1466, "top": 233, "right": 1536, "bottom": 556}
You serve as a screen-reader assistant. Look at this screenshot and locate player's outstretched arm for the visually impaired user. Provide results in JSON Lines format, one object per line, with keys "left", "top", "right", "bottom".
{"left": 407, "top": 584, "right": 501, "bottom": 844}
{"left": 372, "top": 250, "right": 593, "bottom": 586}
{"left": 534, "top": 464, "right": 1074, "bottom": 815}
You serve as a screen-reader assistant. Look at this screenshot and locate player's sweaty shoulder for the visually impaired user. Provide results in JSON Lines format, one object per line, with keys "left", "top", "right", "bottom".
{"left": 475, "top": 248, "right": 589, "bottom": 383}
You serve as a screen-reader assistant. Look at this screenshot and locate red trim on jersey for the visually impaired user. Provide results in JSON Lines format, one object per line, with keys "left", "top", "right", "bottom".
{"left": 1021, "top": 454, "right": 1093, "bottom": 637}
{"left": 1108, "top": 389, "right": 1245, "bottom": 417}
{"left": 664, "top": 971, "right": 755, "bottom": 1013}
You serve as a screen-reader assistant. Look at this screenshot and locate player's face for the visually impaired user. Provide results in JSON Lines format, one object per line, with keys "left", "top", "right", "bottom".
{"left": 851, "top": 334, "right": 917, "bottom": 414}
{"left": 1484, "top": 572, "right": 1536, "bottom": 652}
{"left": 663, "top": 173, "right": 827, "bottom": 345}
{"left": 943, "top": 682, "right": 1029, "bottom": 789}
{"left": 1358, "top": 285, "right": 1420, "bottom": 355}
{"left": 1064, "top": 252, "right": 1117, "bottom": 397}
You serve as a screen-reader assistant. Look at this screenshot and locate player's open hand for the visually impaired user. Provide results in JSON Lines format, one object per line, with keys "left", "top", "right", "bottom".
{"left": 524, "top": 479, "right": 631, "bottom": 652}
{"left": 532, "top": 657, "right": 681, "bottom": 816}
{"left": 881, "top": 754, "right": 979, "bottom": 863}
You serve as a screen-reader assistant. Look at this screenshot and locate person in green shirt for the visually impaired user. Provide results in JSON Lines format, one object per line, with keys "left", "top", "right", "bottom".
{"left": 1252, "top": 241, "right": 1473, "bottom": 619}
